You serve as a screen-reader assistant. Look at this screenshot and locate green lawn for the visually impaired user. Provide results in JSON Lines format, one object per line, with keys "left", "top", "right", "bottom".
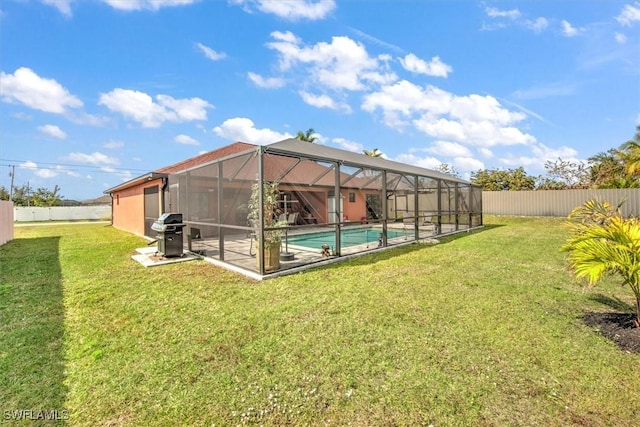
{"left": 1, "top": 217, "right": 638, "bottom": 426}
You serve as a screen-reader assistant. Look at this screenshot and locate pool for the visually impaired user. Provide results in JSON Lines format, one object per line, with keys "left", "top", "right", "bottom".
{"left": 286, "top": 227, "right": 412, "bottom": 250}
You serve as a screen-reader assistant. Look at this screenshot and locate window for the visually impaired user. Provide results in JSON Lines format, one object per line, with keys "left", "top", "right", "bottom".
{"left": 349, "top": 192, "right": 355, "bottom": 203}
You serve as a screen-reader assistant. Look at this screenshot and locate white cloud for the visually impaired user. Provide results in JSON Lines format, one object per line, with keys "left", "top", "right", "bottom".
{"left": 615, "top": 32, "right": 628, "bottom": 43}
{"left": 399, "top": 54, "right": 452, "bottom": 78}
{"left": 361, "top": 80, "right": 452, "bottom": 128}
{"left": 299, "top": 91, "right": 350, "bottom": 112}
{"left": 0, "top": 67, "right": 83, "bottom": 113}
{"left": 195, "top": 42, "right": 226, "bottom": 61}
{"left": 41, "top": 0, "right": 73, "bottom": 16}
{"left": 478, "top": 147, "right": 494, "bottom": 158}
{"left": 525, "top": 17, "right": 549, "bottom": 33}
{"left": 41, "top": 0, "right": 198, "bottom": 14}
{"left": 362, "top": 80, "right": 534, "bottom": 148}
{"left": 485, "top": 6, "right": 521, "bottom": 19}
{"left": 453, "top": 157, "right": 485, "bottom": 172}
{"left": 266, "top": 32, "right": 397, "bottom": 91}
{"left": 484, "top": 7, "right": 549, "bottom": 34}
{"left": 616, "top": 3, "right": 640, "bottom": 26}
{"left": 332, "top": 137, "right": 364, "bottom": 153}
{"left": 100, "top": 166, "right": 134, "bottom": 183}
{"left": 561, "top": 20, "right": 583, "bottom": 37}
{"left": 212, "top": 117, "right": 291, "bottom": 145}
{"left": 174, "top": 134, "right": 199, "bottom": 145}
{"left": 101, "top": 0, "right": 198, "bottom": 11}
{"left": 394, "top": 153, "right": 443, "bottom": 170}
{"left": 65, "top": 152, "right": 119, "bottom": 166}
{"left": 98, "top": 88, "right": 212, "bottom": 127}
{"left": 499, "top": 143, "right": 579, "bottom": 170}
{"left": 156, "top": 94, "right": 210, "bottom": 121}
{"left": 38, "top": 124, "right": 67, "bottom": 139}
{"left": 19, "top": 160, "right": 37, "bottom": 169}
{"left": 247, "top": 72, "right": 286, "bottom": 88}
{"left": 426, "top": 140, "right": 472, "bottom": 157}
{"left": 104, "top": 140, "right": 124, "bottom": 149}
{"left": 232, "top": 0, "right": 336, "bottom": 21}
{"left": 19, "top": 160, "right": 57, "bottom": 178}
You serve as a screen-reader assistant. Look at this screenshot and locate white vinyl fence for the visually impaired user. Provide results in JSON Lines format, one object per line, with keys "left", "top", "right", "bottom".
{"left": 0, "top": 201, "right": 14, "bottom": 246}
{"left": 14, "top": 205, "right": 112, "bottom": 222}
{"left": 482, "top": 189, "right": 640, "bottom": 217}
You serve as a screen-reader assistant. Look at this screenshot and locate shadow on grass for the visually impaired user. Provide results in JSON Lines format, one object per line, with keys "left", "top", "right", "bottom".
{"left": 589, "top": 293, "right": 634, "bottom": 312}
{"left": 0, "top": 237, "right": 68, "bottom": 424}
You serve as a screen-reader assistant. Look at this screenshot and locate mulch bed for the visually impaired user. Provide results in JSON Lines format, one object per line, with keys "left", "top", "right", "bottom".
{"left": 583, "top": 312, "right": 640, "bottom": 353}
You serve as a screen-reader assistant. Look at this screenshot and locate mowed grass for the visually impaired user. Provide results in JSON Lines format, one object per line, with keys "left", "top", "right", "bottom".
{"left": 1, "top": 217, "right": 639, "bottom": 426}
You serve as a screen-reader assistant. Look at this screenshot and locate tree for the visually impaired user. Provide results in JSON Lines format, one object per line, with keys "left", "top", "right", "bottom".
{"left": 620, "top": 125, "right": 640, "bottom": 177}
{"left": 363, "top": 148, "right": 383, "bottom": 157}
{"left": 433, "top": 163, "right": 460, "bottom": 178}
{"left": 561, "top": 200, "right": 640, "bottom": 328}
{"left": 10, "top": 183, "right": 33, "bottom": 206}
{"left": 543, "top": 158, "right": 590, "bottom": 189}
{"left": 588, "top": 149, "right": 627, "bottom": 188}
{"left": 470, "top": 167, "right": 535, "bottom": 191}
{"left": 535, "top": 177, "right": 567, "bottom": 190}
{"left": 1, "top": 183, "right": 63, "bottom": 206}
{"left": 0, "top": 186, "right": 10, "bottom": 201}
{"left": 296, "top": 128, "right": 317, "bottom": 143}
{"left": 31, "top": 185, "right": 62, "bottom": 207}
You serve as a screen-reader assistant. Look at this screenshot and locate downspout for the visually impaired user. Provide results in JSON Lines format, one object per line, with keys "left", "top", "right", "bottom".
{"left": 108, "top": 193, "right": 114, "bottom": 226}
{"left": 160, "top": 176, "right": 169, "bottom": 214}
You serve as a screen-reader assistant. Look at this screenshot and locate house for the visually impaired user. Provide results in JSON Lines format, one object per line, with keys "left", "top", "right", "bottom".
{"left": 105, "top": 142, "right": 254, "bottom": 237}
{"left": 105, "top": 139, "right": 482, "bottom": 278}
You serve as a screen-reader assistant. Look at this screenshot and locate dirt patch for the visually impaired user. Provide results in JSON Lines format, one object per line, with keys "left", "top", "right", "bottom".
{"left": 583, "top": 312, "right": 640, "bottom": 353}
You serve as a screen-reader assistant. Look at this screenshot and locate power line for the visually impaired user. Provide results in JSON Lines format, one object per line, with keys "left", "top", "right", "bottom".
{"left": 0, "top": 159, "right": 149, "bottom": 174}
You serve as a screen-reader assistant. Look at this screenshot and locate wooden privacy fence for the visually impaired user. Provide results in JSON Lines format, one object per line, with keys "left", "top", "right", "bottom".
{"left": 482, "top": 189, "right": 640, "bottom": 217}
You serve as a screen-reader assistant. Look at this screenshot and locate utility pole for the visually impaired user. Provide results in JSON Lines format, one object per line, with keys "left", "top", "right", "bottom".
{"left": 9, "top": 165, "right": 15, "bottom": 201}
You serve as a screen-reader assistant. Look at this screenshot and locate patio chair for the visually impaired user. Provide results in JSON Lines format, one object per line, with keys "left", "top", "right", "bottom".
{"left": 287, "top": 212, "right": 299, "bottom": 225}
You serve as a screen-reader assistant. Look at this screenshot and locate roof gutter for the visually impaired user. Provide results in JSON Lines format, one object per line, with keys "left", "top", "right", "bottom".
{"left": 103, "top": 172, "right": 169, "bottom": 194}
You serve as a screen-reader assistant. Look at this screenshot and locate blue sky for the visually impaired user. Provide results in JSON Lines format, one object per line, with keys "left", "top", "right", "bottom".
{"left": 1, "top": 0, "right": 638, "bottom": 200}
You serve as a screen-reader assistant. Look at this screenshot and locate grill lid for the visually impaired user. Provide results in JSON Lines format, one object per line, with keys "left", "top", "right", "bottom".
{"left": 152, "top": 212, "right": 185, "bottom": 232}
{"left": 156, "top": 213, "right": 183, "bottom": 225}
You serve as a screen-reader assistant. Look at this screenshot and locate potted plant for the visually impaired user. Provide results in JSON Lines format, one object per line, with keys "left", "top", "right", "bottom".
{"left": 247, "top": 180, "right": 287, "bottom": 271}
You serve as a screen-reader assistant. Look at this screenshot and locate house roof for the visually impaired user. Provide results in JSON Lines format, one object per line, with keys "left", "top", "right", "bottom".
{"left": 104, "top": 172, "right": 169, "bottom": 194}
{"left": 157, "top": 141, "right": 256, "bottom": 174}
{"left": 104, "top": 142, "right": 256, "bottom": 194}
{"left": 264, "top": 138, "right": 472, "bottom": 185}
{"left": 105, "top": 138, "right": 473, "bottom": 195}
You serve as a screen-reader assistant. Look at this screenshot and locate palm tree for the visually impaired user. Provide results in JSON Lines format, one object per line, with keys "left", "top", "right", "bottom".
{"left": 363, "top": 148, "right": 383, "bottom": 157}
{"left": 296, "top": 128, "right": 316, "bottom": 143}
{"left": 620, "top": 126, "right": 640, "bottom": 176}
{"left": 561, "top": 200, "right": 640, "bottom": 327}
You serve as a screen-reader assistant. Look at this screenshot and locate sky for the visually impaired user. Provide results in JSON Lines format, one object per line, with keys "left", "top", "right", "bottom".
{"left": 0, "top": 0, "right": 639, "bottom": 201}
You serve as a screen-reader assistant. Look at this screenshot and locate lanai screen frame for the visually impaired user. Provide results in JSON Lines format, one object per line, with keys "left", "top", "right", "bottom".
{"left": 167, "top": 138, "right": 483, "bottom": 278}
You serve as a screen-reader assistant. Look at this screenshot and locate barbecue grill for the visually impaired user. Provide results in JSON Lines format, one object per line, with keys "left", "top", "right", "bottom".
{"left": 151, "top": 213, "right": 185, "bottom": 257}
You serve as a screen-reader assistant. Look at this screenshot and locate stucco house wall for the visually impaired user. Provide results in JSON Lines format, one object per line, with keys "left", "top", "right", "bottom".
{"left": 106, "top": 142, "right": 255, "bottom": 237}
{"left": 111, "top": 179, "right": 164, "bottom": 237}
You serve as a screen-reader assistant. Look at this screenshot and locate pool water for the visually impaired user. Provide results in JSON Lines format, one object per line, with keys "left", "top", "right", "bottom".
{"left": 287, "top": 227, "right": 412, "bottom": 250}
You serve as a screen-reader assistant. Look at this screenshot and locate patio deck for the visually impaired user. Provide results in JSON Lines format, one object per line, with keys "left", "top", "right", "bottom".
{"left": 186, "top": 223, "right": 452, "bottom": 277}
